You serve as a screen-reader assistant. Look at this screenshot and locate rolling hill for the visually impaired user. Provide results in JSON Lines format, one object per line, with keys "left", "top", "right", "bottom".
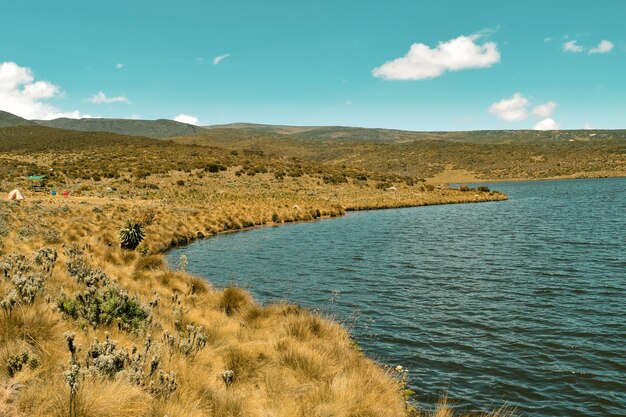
{"left": 174, "top": 128, "right": 626, "bottom": 181}
{"left": 1, "top": 110, "right": 624, "bottom": 182}
{"left": 35, "top": 116, "right": 205, "bottom": 139}
{"left": 0, "top": 110, "right": 37, "bottom": 128}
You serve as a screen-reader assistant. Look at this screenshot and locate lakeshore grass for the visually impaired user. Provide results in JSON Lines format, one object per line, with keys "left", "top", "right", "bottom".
{"left": 0, "top": 126, "right": 508, "bottom": 416}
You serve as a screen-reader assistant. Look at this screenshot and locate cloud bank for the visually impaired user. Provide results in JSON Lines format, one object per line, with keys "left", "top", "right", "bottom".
{"left": 534, "top": 118, "right": 559, "bottom": 130}
{"left": 0, "top": 61, "right": 87, "bottom": 120}
{"left": 489, "top": 93, "right": 559, "bottom": 129}
{"left": 174, "top": 113, "right": 199, "bottom": 125}
{"left": 372, "top": 33, "right": 500, "bottom": 80}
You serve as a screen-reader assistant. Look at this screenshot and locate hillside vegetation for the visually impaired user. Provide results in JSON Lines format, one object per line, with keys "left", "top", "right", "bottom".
{"left": 35, "top": 117, "right": 205, "bottom": 139}
{"left": 0, "top": 125, "right": 508, "bottom": 417}
{"left": 0, "top": 111, "right": 36, "bottom": 128}
{"left": 175, "top": 129, "right": 626, "bottom": 181}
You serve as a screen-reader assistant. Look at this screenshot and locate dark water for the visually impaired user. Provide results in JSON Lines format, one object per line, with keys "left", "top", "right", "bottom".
{"left": 168, "top": 178, "right": 626, "bottom": 417}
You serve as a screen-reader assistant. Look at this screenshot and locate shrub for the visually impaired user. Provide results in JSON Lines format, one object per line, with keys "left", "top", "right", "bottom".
{"left": 58, "top": 284, "right": 149, "bottom": 331}
{"left": 323, "top": 174, "right": 347, "bottom": 185}
{"left": 477, "top": 185, "right": 490, "bottom": 192}
{"left": 205, "top": 162, "right": 227, "bottom": 173}
{"left": 119, "top": 220, "right": 145, "bottom": 250}
{"left": 7, "top": 351, "right": 39, "bottom": 377}
{"left": 175, "top": 179, "right": 185, "bottom": 186}
{"left": 43, "top": 228, "right": 61, "bottom": 244}
{"left": 459, "top": 185, "right": 471, "bottom": 192}
{"left": 0, "top": 219, "right": 8, "bottom": 237}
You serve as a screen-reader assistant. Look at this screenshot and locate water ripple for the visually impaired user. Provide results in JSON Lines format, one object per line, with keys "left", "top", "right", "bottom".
{"left": 168, "top": 178, "right": 626, "bottom": 417}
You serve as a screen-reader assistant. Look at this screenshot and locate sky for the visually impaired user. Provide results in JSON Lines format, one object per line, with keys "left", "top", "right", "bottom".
{"left": 0, "top": 0, "right": 625, "bottom": 131}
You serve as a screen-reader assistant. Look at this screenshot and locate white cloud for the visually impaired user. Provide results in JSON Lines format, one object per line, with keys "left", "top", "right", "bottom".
{"left": 489, "top": 93, "right": 529, "bottom": 121}
{"left": 213, "top": 54, "right": 231, "bottom": 65}
{"left": 589, "top": 39, "right": 614, "bottom": 54}
{"left": 88, "top": 91, "right": 130, "bottom": 104}
{"left": 372, "top": 33, "right": 500, "bottom": 80}
{"left": 532, "top": 101, "right": 557, "bottom": 118}
{"left": 563, "top": 40, "right": 584, "bottom": 53}
{"left": 583, "top": 122, "right": 594, "bottom": 130}
{"left": 174, "top": 113, "right": 199, "bottom": 125}
{"left": 0, "top": 61, "right": 88, "bottom": 120}
{"left": 116, "top": 63, "right": 124, "bottom": 69}
{"left": 534, "top": 118, "right": 559, "bottom": 130}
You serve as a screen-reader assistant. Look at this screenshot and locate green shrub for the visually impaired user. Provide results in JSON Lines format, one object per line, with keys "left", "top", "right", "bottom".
{"left": 7, "top": 351, "right": 38, "bottom": 377}
{"left": 58, "top": 284, "right": 149, "bottom": 331}
{"left": 119, "top": 219, "right": 145, "bottom": 250}
{"left": 205, "top": 163, "right": 220, "bottom": 173}
{"left": 43, "top": 228, "right": 60, "bottom": 243}
{"left": 323, "top": 174, "right": 347, "bottom": 185}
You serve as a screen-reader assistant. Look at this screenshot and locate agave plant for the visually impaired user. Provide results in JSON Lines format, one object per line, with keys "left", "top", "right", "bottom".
{"left": 119, "top": 219, "right": 145, "bottom": 250}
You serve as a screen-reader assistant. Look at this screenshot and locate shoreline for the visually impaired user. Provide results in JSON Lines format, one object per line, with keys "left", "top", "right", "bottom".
{"left": 158, "top": 190, "right": 508, "bottom": 252}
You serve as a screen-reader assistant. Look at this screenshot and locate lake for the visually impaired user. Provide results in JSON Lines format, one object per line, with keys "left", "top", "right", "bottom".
{"left": 167, "top": 178, "right": 626, "bottom": 417}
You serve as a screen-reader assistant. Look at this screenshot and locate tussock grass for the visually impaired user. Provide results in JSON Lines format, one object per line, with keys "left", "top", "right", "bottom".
{"left": 218, "top": 287, "right": 254, "bottom": 316}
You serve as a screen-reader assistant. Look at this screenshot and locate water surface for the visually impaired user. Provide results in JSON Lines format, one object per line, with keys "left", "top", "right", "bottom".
{"left": 168, "top": 178, "right": 626, "bottom": 417}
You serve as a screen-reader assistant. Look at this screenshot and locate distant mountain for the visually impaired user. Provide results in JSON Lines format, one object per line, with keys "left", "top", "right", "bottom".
{"left": 35, "top": 117, "right": 206, "bottom": 139}
{"left": 206, "top": 123, "right": 620, "bottom": 143}
{"left": 0, "top": 110, "right": 37, "bottom": 128}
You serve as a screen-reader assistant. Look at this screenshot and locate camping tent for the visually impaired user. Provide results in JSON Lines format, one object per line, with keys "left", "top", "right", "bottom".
{"left": 7, "top": 189, "right": 25, "bottom": 201}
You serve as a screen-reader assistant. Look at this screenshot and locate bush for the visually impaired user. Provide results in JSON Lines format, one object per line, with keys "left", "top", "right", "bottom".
{"left": 119, "top": 220, "right": 145, "bottom": 250}
{"left": 175, "top": 179, "right": 185, "bottom": 186}
{"left": 7, "top": 351, "right": 39, "bottom": 377}
{"left": 323, "top": 174, "right": 347, "bottom": 185}
{"left": 43, "top": 228, "right": 61, "bottom": 244}
{"left": 58, "top": 284, "right": 149, "bottom": 331}
{"left": 477, "top": 185, "right": 490, "bottom": 192}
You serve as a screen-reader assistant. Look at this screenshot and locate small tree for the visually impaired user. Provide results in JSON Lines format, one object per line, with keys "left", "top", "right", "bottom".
{"left": 119, "top": 219, "right": 145, "bottom": 250}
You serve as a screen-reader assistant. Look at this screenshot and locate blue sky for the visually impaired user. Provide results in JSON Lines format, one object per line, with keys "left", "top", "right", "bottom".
{"left": 1, "top": 0, "right": 624, "bottom": 130}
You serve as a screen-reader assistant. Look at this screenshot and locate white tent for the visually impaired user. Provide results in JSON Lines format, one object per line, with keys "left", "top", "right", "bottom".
{"left": 7, "top": 189, "right": 25, "bottom": 201}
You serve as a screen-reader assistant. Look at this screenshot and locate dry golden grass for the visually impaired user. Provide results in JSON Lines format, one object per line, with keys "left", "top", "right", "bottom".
{"left": 0, "top": 137, "right": 510, "bottom": 417}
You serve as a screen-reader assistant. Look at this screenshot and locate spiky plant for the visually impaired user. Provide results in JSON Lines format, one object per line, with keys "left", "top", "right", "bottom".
{"left": 119, "top": 219, "right": 145, "bottom": 250}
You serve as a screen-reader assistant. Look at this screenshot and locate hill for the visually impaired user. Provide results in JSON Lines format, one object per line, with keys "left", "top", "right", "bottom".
{"left": 0, "top": 110, "right": 37, "bottom": 128}
{"left": 35, "top": 117, "right": 206, "bottom": 139}
{"left": 174, "top": 129, "right": 626, "bottom": 181}
{"left": 206, "top": 123, "right": 626, "bottom": 143}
